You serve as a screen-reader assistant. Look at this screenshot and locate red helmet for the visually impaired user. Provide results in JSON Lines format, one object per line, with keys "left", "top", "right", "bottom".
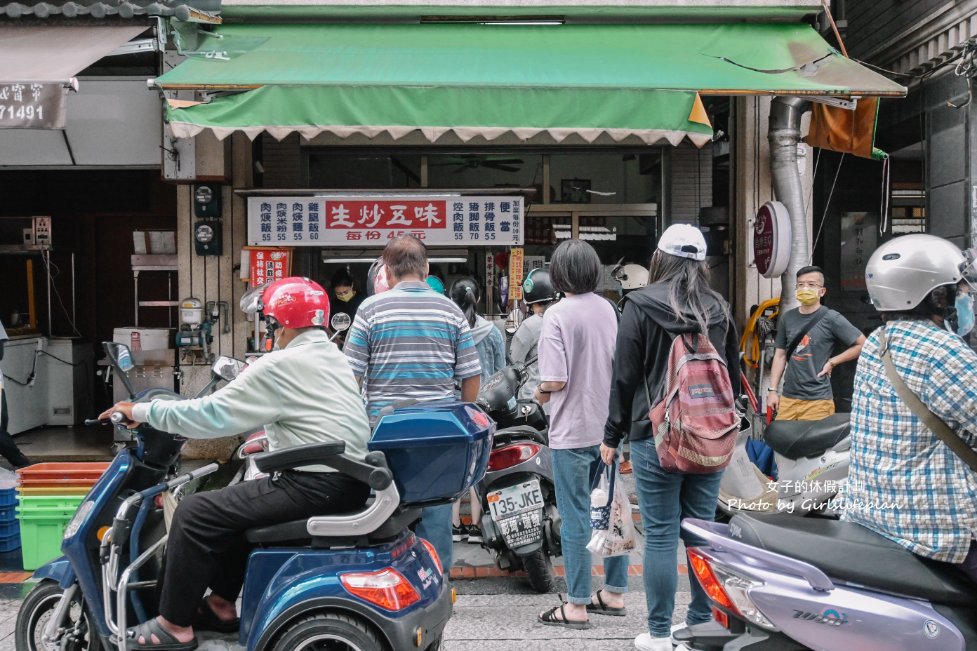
{"left": 260, "top": 277, "right": 330, "bottom": 329}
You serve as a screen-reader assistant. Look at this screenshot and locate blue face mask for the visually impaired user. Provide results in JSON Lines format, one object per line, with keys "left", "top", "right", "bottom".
{"left": 955, "top": 292, "right": 974, "bottom": 336}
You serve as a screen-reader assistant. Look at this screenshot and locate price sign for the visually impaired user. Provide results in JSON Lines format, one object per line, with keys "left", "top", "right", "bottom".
{"left": 509, "top": 247, "right": 525, "bottom": 301}
{"left": 247, "top": 247, "right": 292, "bottom": 287}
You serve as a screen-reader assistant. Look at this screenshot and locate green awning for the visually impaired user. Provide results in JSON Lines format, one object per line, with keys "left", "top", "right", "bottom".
{"left": 156, "top": 22, "right": 905, "bottom": 144}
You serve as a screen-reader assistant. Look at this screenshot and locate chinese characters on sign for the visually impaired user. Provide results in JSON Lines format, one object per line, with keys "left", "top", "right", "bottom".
{"left": 508, "top": 247, "right": 525, "bottom": 301}
{"left": 0, "top": 82, "right": 67, "bottom": 129}
{"left": 247, "top": 247, "right": 292, "bottom": 287}
{"left": 247, "top": 196, "right": 524, "bottom": 247}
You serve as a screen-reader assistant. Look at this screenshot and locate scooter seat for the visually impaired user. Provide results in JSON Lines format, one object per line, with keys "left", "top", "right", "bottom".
{"left": 763, "top": 413, "right": 850, "bottom": 460}
{"left": 245, "top": 506, "right": 421, "bottom": 547}
{"left": 729, "top": 513, "right": 975, "bottom": 606}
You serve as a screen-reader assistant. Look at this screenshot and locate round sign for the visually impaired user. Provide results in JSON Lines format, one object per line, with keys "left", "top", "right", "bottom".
{"left": 753, "top": 201, "right": 792, "bottom": 278}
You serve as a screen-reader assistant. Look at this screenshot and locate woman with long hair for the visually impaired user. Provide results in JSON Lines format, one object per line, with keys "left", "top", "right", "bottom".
{"left": 535, "top": 240, "right": 629, "bottom": 629}
{"left": 601, "top": 224, "right": 740, "bottom": 651}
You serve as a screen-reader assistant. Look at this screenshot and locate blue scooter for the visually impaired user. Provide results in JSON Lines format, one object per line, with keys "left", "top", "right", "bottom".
{"left": 16, "top": 342, "right": 493, "bottom": 651}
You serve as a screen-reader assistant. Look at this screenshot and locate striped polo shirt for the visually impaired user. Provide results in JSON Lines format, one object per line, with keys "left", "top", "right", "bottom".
{"left": 344, "top": 280, "right": 482, "bottom": 418}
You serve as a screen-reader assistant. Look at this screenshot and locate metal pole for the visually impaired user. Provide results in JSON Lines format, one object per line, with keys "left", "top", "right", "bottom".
{"left": 133, "top": 270, "right": 139, "bottom": 327}
{"left": 71, "top": 252, "right": 76, "bottom": 329}
{"left": 46, "top": 251, "right": 52, "bottom": 336}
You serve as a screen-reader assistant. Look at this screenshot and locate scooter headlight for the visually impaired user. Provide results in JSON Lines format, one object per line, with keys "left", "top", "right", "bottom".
{"left": 63, "top": 500, "right": 96, "bottom": 540}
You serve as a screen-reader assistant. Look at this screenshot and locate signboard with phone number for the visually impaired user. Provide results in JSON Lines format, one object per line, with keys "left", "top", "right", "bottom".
{"left": 0, "top": 82, "right": 67, "bottom": 129}
{"left": 247, "top": 195, "right": 524, "bottom": 247}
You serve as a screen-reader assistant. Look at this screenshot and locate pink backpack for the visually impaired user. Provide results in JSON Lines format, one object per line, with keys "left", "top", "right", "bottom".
{"left": 646, "top": 333, "right": 738, "bottom": 474}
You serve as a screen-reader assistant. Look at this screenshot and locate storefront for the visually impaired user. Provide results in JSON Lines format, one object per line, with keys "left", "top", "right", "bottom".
{"left": 151, "top": 14, "right": 903, "bottom": 364}
{"left": 0, "top": 8, "right": 214, "bottom": 431}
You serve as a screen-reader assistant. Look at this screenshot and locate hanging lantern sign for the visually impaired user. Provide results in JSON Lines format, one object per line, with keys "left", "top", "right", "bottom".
{"left": 753, "top": 201, "right": 792, "bottom": 278}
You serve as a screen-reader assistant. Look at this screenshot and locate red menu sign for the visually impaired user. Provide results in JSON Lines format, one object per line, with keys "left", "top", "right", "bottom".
{"left": 248, "top": 247, "right": 292, "bottom": 287}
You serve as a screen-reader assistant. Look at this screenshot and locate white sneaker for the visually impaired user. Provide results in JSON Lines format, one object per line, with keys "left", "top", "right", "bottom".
{"left": 634, "top": 633, "right": 672, "bottom": 651}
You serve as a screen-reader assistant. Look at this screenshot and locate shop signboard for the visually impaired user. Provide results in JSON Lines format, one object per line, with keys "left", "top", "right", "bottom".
{"left": 840, "top": 211, "right": 876, "bottom": 291}
{"left": 509, "top": 247, "right": 525, "bottom": 301}
{"left": 0, "top": 82, "right": 67, "bottom": 129}
{"left": 247, "top": 195, "right": 524, "bottom": 247}
{"left": 247, "top": 247, "right": 292, "bottom": 287}
{"left": 753, "top": 201, "right": 791, "bottom": 278}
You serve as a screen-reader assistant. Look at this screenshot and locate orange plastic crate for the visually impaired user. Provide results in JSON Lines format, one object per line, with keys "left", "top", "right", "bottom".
{"left": 17, "top": 462, "right": 110, "bottom": 486}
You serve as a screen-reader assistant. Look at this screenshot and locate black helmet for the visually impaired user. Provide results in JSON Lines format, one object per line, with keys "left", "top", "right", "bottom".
{"left": 522, "top": 269, "right": 558, "bottom": 304}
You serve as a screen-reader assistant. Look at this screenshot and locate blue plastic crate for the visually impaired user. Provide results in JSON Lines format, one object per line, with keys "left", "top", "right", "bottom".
{"left": 0, "top": 505, "right": 15, "bottom": 523}
{"left": 0, "top": 531, "right": 20, "bottom": 553}
{"left": 0, "top": 488, "right": 16, "bottom": 508}
{"left": 0, "top": 519, "right": 17, "bottom": 537}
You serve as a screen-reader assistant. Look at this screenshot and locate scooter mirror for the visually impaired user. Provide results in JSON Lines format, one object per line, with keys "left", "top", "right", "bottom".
{"left": 103, "top": 341, "right": 137, "bottom": 398}
{"left": 212, "top": 356, "right": 246, "bottom": 382}
{"left": 104, "top": 342, "right": 134, "bottom": 372}
{"left": 330, "top": 312, "right": 352, "bottom": 333}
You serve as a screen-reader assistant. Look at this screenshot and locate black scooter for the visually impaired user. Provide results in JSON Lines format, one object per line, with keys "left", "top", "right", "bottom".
{"left": 474, "top": 360, "right": 561, "bottom": 593}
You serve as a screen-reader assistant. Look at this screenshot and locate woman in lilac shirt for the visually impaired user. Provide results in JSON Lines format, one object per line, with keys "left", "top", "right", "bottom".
{"left": 534, "top": 239, "right": 629, "bottom": 629}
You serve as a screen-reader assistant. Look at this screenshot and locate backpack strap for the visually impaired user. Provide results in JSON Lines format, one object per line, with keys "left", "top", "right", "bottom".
{"left": 878, "top": 327, "right": 977, "bottom": 473}
{"left": 783, "top": 307, "right": 829, "bottom": 362}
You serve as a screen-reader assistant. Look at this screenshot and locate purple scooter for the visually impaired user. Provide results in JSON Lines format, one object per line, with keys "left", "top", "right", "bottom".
{"left": 675, "top": 513, "right": 977, "bottom": 651}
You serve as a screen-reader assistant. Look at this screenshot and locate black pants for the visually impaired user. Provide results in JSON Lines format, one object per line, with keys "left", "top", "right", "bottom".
{"left": 159, "top": 470, "right": 370, "bottom": 626}
{"left": 0, "top": 391, "right": 30, "bottom": 468}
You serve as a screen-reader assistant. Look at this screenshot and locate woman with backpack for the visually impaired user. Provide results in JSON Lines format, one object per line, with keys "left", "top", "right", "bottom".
{"left": 449, "top": 277, "right": 505, "bottom": 542}
{"left": 600, "top": 224, "right": 740, "bottom": 651}
{"left": 534, "top": 240, "right": 630, "bottom": 630}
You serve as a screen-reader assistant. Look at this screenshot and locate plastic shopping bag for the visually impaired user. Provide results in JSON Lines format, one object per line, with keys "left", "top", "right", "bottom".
{"left": 587, "top": 462, "right": 637, "bottom": 558}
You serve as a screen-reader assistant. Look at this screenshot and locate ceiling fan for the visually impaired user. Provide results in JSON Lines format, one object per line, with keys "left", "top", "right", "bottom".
{"left": 429, "top": 155, "right": 524, "bottom": 173}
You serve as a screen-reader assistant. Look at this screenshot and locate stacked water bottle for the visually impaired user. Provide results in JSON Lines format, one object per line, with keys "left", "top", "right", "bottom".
{"left": 15, "top": 462, "right": 109, "bottom": 570}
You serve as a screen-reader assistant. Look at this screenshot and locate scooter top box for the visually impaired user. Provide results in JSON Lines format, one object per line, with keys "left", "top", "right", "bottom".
{"left": 370, "top": 401, "right": 494, "bottom": 505}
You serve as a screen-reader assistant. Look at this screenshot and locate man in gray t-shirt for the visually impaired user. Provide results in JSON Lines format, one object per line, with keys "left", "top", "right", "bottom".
{"left": 767, "top": 266, "right": 866, "bottom": 421}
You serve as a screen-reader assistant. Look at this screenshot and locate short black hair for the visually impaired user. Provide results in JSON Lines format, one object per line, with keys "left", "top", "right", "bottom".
{"left": 549, "top": 239, "right": 601, "bottom": 294}
{"left": 331, "top": 267, "right": 354, "bottom": 288}
{"left": 383, "top": 235, "right": 428, "bottom": 279}
{"left": 796, "top": 265, "right": 825, "bottom": 282}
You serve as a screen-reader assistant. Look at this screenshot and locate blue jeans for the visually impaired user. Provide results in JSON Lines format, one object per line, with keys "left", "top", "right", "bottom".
{"left": 552, "top": 445, "right": 630, "bottom": 605}
{"left": 417, "top": 504, "right": 454, "bottom": 574}
{"left": 630, "top": 439, "right": 723, "bottom": 637}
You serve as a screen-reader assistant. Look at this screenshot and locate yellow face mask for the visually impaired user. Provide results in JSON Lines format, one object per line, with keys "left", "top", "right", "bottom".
{"left": 795, "top": 288, "right": 820, "bottom": 306}
{"left": 335, "top": 289, "right": 355, "bottom": 303}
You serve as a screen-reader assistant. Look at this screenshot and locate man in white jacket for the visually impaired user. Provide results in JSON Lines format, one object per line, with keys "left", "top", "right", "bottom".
{"left": 100, "top": 277, "right": 371, "bottom": 651}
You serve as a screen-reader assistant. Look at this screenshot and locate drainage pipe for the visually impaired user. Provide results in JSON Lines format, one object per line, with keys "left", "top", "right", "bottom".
{"left": 768, "top": 96, "right": 811, "bottom": 312}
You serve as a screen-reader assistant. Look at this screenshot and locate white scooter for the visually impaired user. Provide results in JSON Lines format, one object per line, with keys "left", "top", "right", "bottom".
{"left": 718, "top": 412, "right": 850, "bottom": 517}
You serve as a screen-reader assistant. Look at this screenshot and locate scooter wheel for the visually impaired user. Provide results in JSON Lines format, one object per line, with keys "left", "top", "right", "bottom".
{"left": 15, "top": 581, "right": 101, "bottom": 651}
{"left": 271, "top": 612, "right": 386, "bottom": 651}
{"left": 523, "top": 549, "right": 557, "bottom": 594}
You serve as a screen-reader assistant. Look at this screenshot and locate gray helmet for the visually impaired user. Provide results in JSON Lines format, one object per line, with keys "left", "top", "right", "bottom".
{"left": 865, "top": 234, "right": 965, "bottom": 311}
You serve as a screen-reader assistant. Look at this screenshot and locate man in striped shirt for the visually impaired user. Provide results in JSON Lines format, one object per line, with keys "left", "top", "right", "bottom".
{"left": 345, "top": 235, "right": 482, "bottom": 570}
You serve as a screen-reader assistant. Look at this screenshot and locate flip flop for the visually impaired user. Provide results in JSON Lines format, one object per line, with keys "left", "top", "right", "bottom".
{"left": 126, "top": 618, "right": 198, "bottom": 651}
{"left": 586, "top": 589, "right": 627, "bottom": 616}
{"left": 194, "top": 599, "right": 240, "bottom": 634}
{"left": 538, "top": 603, "right": 592, "bottom": 630}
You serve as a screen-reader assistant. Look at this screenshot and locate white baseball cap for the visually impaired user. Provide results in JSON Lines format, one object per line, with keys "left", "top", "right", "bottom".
{"left": 657, "top": 224, "right": 707, "bottom": 261}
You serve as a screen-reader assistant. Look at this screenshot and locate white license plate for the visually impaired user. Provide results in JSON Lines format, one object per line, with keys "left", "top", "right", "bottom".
{"left": 488, "top": 481, "right": 544, "bottom": 521}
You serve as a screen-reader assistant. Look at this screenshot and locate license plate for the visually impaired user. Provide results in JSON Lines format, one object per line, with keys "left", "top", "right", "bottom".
{"left": 488, "top": 481, "right": 544, "bottom": 547}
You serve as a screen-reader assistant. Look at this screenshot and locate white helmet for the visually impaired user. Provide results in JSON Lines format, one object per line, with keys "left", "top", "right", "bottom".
{"left": 613, "top": 263, "right": 649, "bottom": 290}
{"left": 865, "top": 234, "right": 967, "bottom": 311}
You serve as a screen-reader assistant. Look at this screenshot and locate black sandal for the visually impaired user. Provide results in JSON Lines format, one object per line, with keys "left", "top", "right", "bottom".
{"left": 126, "top": 618, "right": 198, "bottom": 651}
{"left": 194, "top": 598, "right": 240, "bottom": 634}
{"left": 538, "top": 602, "right": 592, "bottom": 630}
{"left": 586, "top": 589, "right": 627, "bottom": 616}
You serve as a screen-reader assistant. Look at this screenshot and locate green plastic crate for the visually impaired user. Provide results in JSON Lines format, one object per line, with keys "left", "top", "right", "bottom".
{"left": 18, "top": 509, "right": 77, "bottom": 570}
{"left": 17, "top": 495, "right": 85, "bottom": 512}
{"left": 17, "top": 497, "right": 84, "bottom": 571}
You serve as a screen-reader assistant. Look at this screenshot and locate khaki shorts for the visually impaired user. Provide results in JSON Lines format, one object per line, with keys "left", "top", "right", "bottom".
{"left": 777, "top": 396, "right": 835, "bottom": 421}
